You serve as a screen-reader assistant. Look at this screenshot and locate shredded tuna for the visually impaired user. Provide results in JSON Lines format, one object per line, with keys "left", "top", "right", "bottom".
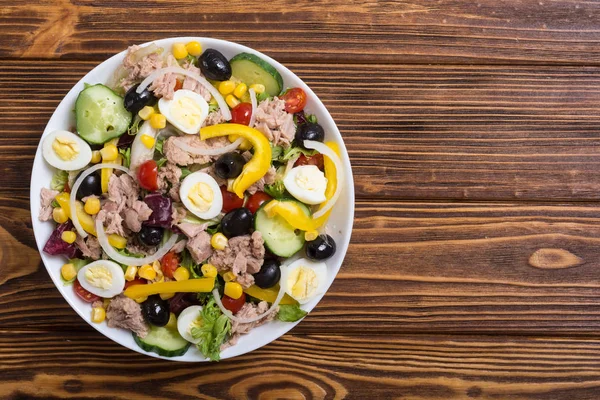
{"left": 106, "top": 295, "right": 150, "bottom": 338}
{"left": 221, "top": 301, "right": 276, "bottom": 350}
{"left": 164, "top": 135, "right": 229, "bottom": 166}
{"left": 97, "top": 174, "right": 149, "bottom": 235}
{"left": 171, "top": 239, "right": 187, "bottom": 253}
{"left": 119, "top": 45, "right": 164, "bottom": 91}
{"left": 157, "top": 162, "right": 182, "bottom": 202}
{"left": 187, "top": 231, "right": 213, "bottom": 263}
{"left": 181, "top": 62, "right": 211, "bottom": 101}
{"left": 123, "top": 200, "right": 153, "bottom": 233}
{"left": 178, "top": 222, "right": 208, "bottom": 238}
{"left": 126, "top": 242, "right": 157, "bottom": 257}
{"left": 39, "top": 188, "right": 59, "bottom": 221}
{"left": 247, "top": 166, "right": 277, "bottom": 195}
{"left": 74, "top": 235, "right": 102, "bottom": 260}
{"left": 202, "top": 111, "right": 226, "bottom": 127}
{"left": 253, "top": 97, "right": 296, "bottom": 148}
{"left": 199, "top": 164, "right": 227, "bottom": 187}
{"left": 171, "top": 205, "right": 187, "bottom": 226}
{"left": 209, "top": 231, "right": 265, "bottom": 289}
{"left": 96, "top": 204, "right": 126, "bottom": 237}
{"left": 149, "top": 55, "right": 179, "bottom": 99}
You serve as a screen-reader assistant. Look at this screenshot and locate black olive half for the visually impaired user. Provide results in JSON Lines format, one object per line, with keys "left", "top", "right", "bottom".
{"left": 221, "top": 207, "right": 253, "bottom": 238}
{"left": 138, "top": 225, "right": 164, "bottom": 247}
{"left": 124, "top": 84, "right": 157, "bottom": 115}
{"left": 75, "top": 171, "right": 102, "bottom": 200}
{"left": 253, "top": 259, "right": 281, "bottom": 289}
{"left": 141, "top": 295, "right": 170, "bottom": 327}
{"left": 295, "top": 123, "right": 325, "bottom": 148}
{"left": 305, "top": 234, "right": 336, "bottom": 261}
{"left": 199, "top": 49, "right": 232, "bottom": 81}
{"left": 214, "top": 152, "right": 245, "bottom": 179}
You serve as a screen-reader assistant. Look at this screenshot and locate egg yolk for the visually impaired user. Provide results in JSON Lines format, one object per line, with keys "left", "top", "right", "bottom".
{"left": 293, "top": 166, "right": 327, "bottom": 198}
{"left": 188, "top": 182, "right": 214, "bottom": 212}
{"left": 52, "top": 136, "right": 80, "bottom": 161}
{"left": 287, "top": 266, "right": 318, "bottom": 301}
{"left": 171, "top": 96, "right": 204, "bottom": 132}
{"left": 84, "top": 266, "right": 113, "bottom": 290}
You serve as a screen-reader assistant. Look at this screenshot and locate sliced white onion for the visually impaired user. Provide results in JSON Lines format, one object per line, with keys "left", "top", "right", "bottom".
{"left": 174, "top": 137, "right": 243, "bottom": 156}
{"left": 137, "top": 66, "right": 231, "bottom": 121}
{"left": 212, "top": 286, "right": 285, "bottom": 324}
{"left": 70, "top": 163, "right": 131, "bottom": 238}
{"left": 95, "top": 219, "right": 180, "bottom": 266}
{"left": 303, "top": 140, "right": 344, "bottom": 219}
{"left": 248, "top": 88, "right": 257, "bottom": 128}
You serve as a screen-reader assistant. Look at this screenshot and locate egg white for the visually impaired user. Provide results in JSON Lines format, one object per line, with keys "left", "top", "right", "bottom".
{"left": 130, "top": 121, "right": 159, "bottom": 172}
{"left": 180, "top": 171, "right": 223, "bottom": 220}
{"left": 158, "top": 89, "right": 209, "bottom": 134}
{"left": 77, "top": 260, "right": 126, "bottom": 299}
{"left": 283, "top": 165, "right": 328, "bottom": 205}
{"left": 281, "top": 258, "right": 328, "bottom": 304}
{"left": 177, "top": 305, "right": 204, "bottom": 344}
{"left": 42, "top": 130, "right": 93, "bottom": 171}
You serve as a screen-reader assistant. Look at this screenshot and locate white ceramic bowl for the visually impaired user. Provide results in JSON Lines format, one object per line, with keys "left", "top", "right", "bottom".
{"left": 29, "top": 37, "right": 354, "bottom": 361}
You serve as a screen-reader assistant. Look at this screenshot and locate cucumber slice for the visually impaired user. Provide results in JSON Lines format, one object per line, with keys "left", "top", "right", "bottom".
{"left": 230, "top": 53, "right": 283, "bottom": 97}
{"left": 254, "top": 199, "right": 308, "bottom": 257}
{"left": 133, "top": 325, "right": 191, "bottom": 357}
{"left": 75, "top": 84, "right": 132, "bottom": 145}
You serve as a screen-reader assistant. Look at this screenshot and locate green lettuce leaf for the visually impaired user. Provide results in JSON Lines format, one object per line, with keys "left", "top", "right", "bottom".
{"left": 119, "top": 147, "right": 131, "bottom": 168}
{"left": 190, "top": 298, "right": 231, "bottom": 361}
{"left": 279, "top": 146, "right": 317, "bottom": 162}
{"left": 264, "top": 180, "right": 285, "bottom": 199}
{"left": 277, "top": 304, "right": 308, "bottom": 322}
{"left": 50, "top": 170, "right": 69, "bottom": 191}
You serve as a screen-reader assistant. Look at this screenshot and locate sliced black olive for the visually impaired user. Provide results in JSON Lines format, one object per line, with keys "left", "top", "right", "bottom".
{"left": 253, "top": 259, "right": 281, "bottom": 289}
{"left": 295, "top": 123, "right": 325, "bottom": 148}
{"left": 124, "top": 84, "right": 157, "bottom": 115}
{"left": 214, "top": 152, "right": 245, "bottom": 179}
{"left": 306, "top": 234, "right": 336, "bottom": 261}
{"left": 75, "top": 171, "right": 102, "bottom": 200}
{"left": 199, "top": 49, "right": 232, "bottom": 81}
{"left": 138, "top": 225, "right": 164, "bottom": 246}
{"left": 221, "top": 207, "right": 253, "bottom": 238}
{"left": 141, "top": 295, "right": 170, "bottom": 327}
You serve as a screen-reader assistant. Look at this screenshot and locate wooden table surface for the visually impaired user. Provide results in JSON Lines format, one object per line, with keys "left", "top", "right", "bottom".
{"left": 3, "top": 0, "right": 600, "bottom": 398}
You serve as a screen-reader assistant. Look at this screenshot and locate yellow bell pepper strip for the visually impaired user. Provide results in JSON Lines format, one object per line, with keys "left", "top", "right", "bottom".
{"left": 123, "top": 277, "right": 215, "bottom": 299}
{"left": 55, "top": 192, "right": 96, "bottom": 236}
{"left": 54, "top": 192, "right": 71, "bottom": 217}
{"left": 244, "top": 284, "right": 298, "bottom": 305}
{"left": 264, "top": 141, "right": 340, "bottom": 231}
{"left": 200, "top": 124, "right": 272, "bottom": 198}
{"left": 101, "top": 139, "right": 122, "bottom": 193}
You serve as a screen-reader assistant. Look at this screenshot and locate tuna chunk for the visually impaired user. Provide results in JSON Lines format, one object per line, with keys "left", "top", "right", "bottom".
{"left": 186, "top": 231, "right": 213, "bottom": 263}
{"left": 96, "top": 202, "right": 126, "bottom": 237}
{"left": 202, "top": 111, "right": 226, "bottom": 127}
{"left": 170, "top": 239, "right": 187, "bottom": 253}
{"left": 209, "top": 231, "right": 265, "bottom": 289}
{"left": 253, "top": 97, "right": 296, "bottom": 148}
{"left": 178, "top": 222, "right": 209, "bottom": 238}
{"left": 157, "top": 162, "right": 182, "bottom": 202}
{"left": 221, "top": 301, "right": 276, "bottom": 350}
{"left": 123, "top": 200, "right": 153, "bottom": 233}
{"left": 97, "top": 173, "right": 149, "bottom": 235}
{"left": 118, "top": 45, "right": 164, "bottom": 92}
{"left": 247, "top": 166, "right": 277, "bottom": 195}
{"left": 163, "top": 135, "right": 229, "bottom": 166}
{"left": 106, "top": 295, "right": 150, "bottom": 338}
{"left": 39, "top": 188, "right": 59, "bottom": 221}
{"left": 149, "top": 55, "right": 178, "bottom": 99}
{"left": 171, "top": 205, "right": 187, "bottom": 226}
{"left": 181, "top": 62, "right": 211, "bottom": 101}
{"left": 74, "top": 235, "right": 102, "bottom": 260}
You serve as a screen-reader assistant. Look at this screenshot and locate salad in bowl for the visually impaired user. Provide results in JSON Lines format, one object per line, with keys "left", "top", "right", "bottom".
{"left": 31, "top": 38, "right": 353, "bottom": 361}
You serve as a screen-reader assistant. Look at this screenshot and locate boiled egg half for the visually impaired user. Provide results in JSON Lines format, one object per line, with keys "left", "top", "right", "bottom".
{"left": 180, "top": 171, "right": 223, "bottom": 220}
{"left": 282, "top": 258, "right": 328, "bottom": 304}
{"left": 177, "top": 305, "right": 204, "bottom": 344}
{"left": 283, "top": 165, "right": 328, "bottom": 205}
{"left": 77, "top": 260, "right": 125, "bottom": 298}
{"left": 158, "top": 89, "right": 209, "bottom": 134}
{"left": 42, "top": 130, "right": 93, "bottom": 171}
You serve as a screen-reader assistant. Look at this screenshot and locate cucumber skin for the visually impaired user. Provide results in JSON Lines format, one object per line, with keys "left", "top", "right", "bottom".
{"left": 133, "top": 330, "right": 191, "bottom": 358}
{"left": 254, "top": 200, "right": 309, "bottom": 258}
{"left": 230, "top": 53, "right": 284, "bottom": 96}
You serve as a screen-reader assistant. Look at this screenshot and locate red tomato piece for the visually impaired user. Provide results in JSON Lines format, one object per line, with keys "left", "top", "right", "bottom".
{"left": 73, "top": 279, "right": 101, "bottom": 303}
{"left": 220, "top": 185, "right": 244, "bottom": 213}
{"left": 124, "top": 278, "right": 146, "bottom": 289}
{"left": 246, "top": 192, "right": 272, "bottom": 214}
{"left": 230, "top": 103, "right": 253, "bottom": 126}
{"left": 294, "top": 153, "right": 324, "bottom": 170}
{"left": 161, "top": 251, "right": 180, "bottom": 279}
{"left": 174, "top": 80, "right": 183, "bottom": 91}
{"left": 138, "top": 160, "right": 158, "bottom": 191}
{"left": 221, "top": 292, "right": 246, "bottom": 314}
{"left": 281, "top": 88, "right": 307, "bottom": 113}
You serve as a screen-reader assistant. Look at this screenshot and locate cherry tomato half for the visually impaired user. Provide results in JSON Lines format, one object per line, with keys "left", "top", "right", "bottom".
{"left": 246, "top": 191, "right": 272, "bottom": 214}
{"left": 221, "top": 292, "right": 246, "bottom": 314}
{"left": 230, "top": 103, "right": 253, "bottom": 126}
{"left": 161, "top": 251, "right": 180, "bottom": 279}
{"left": 138, "top": 160, "right": 158, "bottom": 191}
{"left": 294, "top": 153, "right": 324, "bottom": 170}
{"left": 281, "top": 88, "right": 307, "bottom": 113}
{"left": 174, "top": 79, "right": 183, "bottom": 92}
{"left": 221, "top": 185, "right": 244, "bottom": 213}
{"left": 73, "top": 279, "right": 101, "bottom": 303}
{"left": 124, "top": 278, "right": 146, "bottom": 289}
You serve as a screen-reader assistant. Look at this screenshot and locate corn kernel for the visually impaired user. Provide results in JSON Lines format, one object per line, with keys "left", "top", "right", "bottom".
{"left": 61, "top": 231, "right": 76, "bottom": 244}
{"left": 84, "top": 197, "right": 101, "bottom": 215}
{"left": 223, "top": 271, "right": 236, "bottom": 282}
{"left": 233, "top": 83, "right": 248, "bottom": 99}
{"left": 185, "top": 41, "right": 203, "bottom": 57}
{"left": 150, "top": 113, "right": 166, "bottom": 129}
{"left": 211, "top": 233, "right": 228, "bottom": 251}
{"left": 160, "top": 292, "right": 175, "bottom": 300}
{"left": 218, "top": 80, "right": 236, "bottom": 95}
{"left": 138, "top": 264, "right": 156, "bottom": 280}
{"left": 224, "top": 282, "right": 243, "bottom": 299}
{"left": 165, "top": 312, "right": 177, "bottom": 330}
{"left": 249, "top": 83, "right": 266, "bottom": 95}
{"left": 226, "top": 94, "right": 240, "bottom": 109}
{"left": 124, "top": 265, "right": 138, "bottom": 281}
{"left": 201, "top": 264, "right": 218, "bottom": 278}
{"left": 172, "top": 42, "right": 188, "bottom": 59}
{"left": 305, "top": 230, "right": 319, "bottom": 241}
{"left": 61, "top": 263, "right": 77, "bottom": 281}
{"left": 100, "top": 144, "right": 118, "bottom": 162}
{"left": 108, "top": 234, "right": 127, "bottom": 249}
{"left": 91, "top": 150, "right": 102, "bottom": 164}
{"left": 172, "top": 267, "right": 190, "bottom": 282}
{"left": 134, "top": 296, "right": 148, "bottom": 304}
{"left": 52, "top": 207, "right": 69, "bottom": 224}
{"left": 91, "top": 307, "right": 106, "bottom": 323}
{"left": 140, "top": 134, "right": 156, "bottom": 149}
{"left": 138, "top": 106, "right": 155, "bottom": 121}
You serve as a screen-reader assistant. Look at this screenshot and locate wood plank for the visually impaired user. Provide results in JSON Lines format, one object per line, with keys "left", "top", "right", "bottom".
{"left": 10, "top": 198, "right": 600, "bottom": 335}
{"left": 4, "top": 61, "right": 600, "bottom": 201}
{"left": 3, "top": 331, "right": 600, "bottom": 399}
{"left": 3, "top": 0, "right": 600, "bottom": 64}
